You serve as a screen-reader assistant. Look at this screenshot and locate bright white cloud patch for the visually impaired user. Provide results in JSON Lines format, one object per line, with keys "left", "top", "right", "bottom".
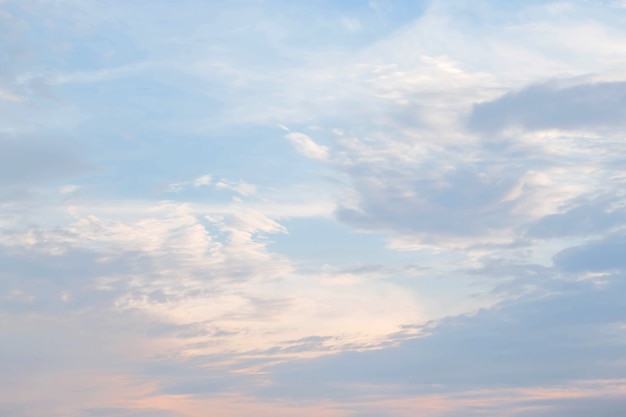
{"left": 214, "top": 178, "right": 256, "bottom": 196}
{"left": 2, "top": 0, "right": 626, "bottom": 416}
{"left": 285, "top": 132, "right": 329, "bottom": 160}
{"left": 193, "top": 174, "right": 212, "bottom": 187}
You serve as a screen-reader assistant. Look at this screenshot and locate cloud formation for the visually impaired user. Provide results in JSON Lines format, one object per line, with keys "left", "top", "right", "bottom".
{"left": 469, "top": 81, "right": 626, "bottom": 134}
{"left": 2, "top": 0, "right": 626, "bottom": 416}
{"left": 285, "top": 132, "right": 330, "bottom": 161}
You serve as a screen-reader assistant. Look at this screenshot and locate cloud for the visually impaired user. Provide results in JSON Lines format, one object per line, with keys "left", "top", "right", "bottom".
{"left": 469, "top": 81, "right": 626, "bottom": 134}
{"left": 193, "top": 174, "right": 212, "bottom": 187}
{"left": 214, "top": 179, "right": 256, "bottom": 196}
{"left": 527, "top": 197, "right": 626, "bottom": 238}
{"left": 328, "top": 77, "right": 626, "bottom": 251}
{"left": 0, "top": 136, "right": 90, "bottom": 187}
{"left": 285, "top": 132, "right": 329, "bottom": 160}
{"left": 167, "top": 175, "right": 256, "bottom": 197}
{"left": 509, "top": 394, "right": 626, "bottom": 417}
{"left": 333, "top": 143, "right": 562, "bottom": 249}
{"left": 553, "top": 233, "right": 626, "bottom": 273}
{"left": 263, "top": 277, "right": 626, "bottom": 401}
{"left": 84, "top": 408, "right": 174, "bottom": 417}
{"left": 0, "top": 200, "right": 423, "bottom": 361}
{"left": 3, "top": 0, "right": 626, "bottom": 415}
{"left": 0, "top": 89, "right": 27, "bottom": 103}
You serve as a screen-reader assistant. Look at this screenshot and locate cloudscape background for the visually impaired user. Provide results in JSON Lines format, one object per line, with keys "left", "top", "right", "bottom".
{"left": 2, "top": 0, "right": 626, "bottom": 416}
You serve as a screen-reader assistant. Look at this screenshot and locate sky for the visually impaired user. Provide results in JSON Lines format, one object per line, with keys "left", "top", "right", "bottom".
{"left": 1, "top": 0, "right": 626, "bottom": 416}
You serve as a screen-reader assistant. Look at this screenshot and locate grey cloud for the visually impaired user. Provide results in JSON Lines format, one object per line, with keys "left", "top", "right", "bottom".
{"left": 0, "top": 405, "right": 29, "bottom": 417}
{"left": 85, "top": 408, "right": 173, "bottom": 417}
{"left": 469, "top": 81, "right": 626, "bottom": 133}
{"left": 0, "top": 309, "right": 158, "bottom": 399}
{"left": 527, "top": 198, "right": 626, "bottom": 239}
{"left": 337, "top": 264, "right": 429, "bottom": 277}
{"left": 346, "top": 394, "right": 626, "bottom": 417}
{"left": 553, "top": 233, "right": 626, "bottom": 273}
{"left": 0, "top": 247, "right": 152, "bottom": 314}
{"left": 156, "top": 377, "right": 238, "bottom": 396}
{"left": 509, "top": 395, "right": 626, "bottom": 417}
{"left": 0, "top": 136, "right": 90, "bottom": 187}
{"left": 261, "top": 277, "right": 626, "bottom": 401}
{"left": 335, "top": 150, "right": 542, "bottom": 240}
{"left": 140, "top": 354, "right": 251, "bottom": 397}
{"left": 258, "top": 335, "right": 338, "bottom": 356}
{"left": 465, "top": 258, "right": 554, "bottom": 297}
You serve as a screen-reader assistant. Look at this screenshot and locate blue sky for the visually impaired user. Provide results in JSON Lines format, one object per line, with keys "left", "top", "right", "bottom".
{"left": 2, "top": 0, "right": 626, "bottom": 416}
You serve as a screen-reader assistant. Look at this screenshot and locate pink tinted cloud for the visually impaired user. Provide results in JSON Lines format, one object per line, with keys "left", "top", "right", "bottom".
{"left": 130, "top": 394, "right": 349, "bottom": 417}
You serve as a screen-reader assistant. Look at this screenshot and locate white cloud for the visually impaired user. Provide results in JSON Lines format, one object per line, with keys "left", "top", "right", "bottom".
{"left": 167, "top": 175, "right": 256, "bottom": 196}
{"left": 59, "top": 184, "right": 80, "bottom": 195}
{"left": 285, "top": 132, "right": 329, "bottom": 161}
{"left": 215, "top": 178, "right": 256, "bottom": 196}
{"left": 0, "top": 200, "right": 425, "bottom": 358}
{"left": 0, "top": 89, "right": 27, "bottom": 103}
{"left": 193, "top": 174, "right": 212, "bottom": 187}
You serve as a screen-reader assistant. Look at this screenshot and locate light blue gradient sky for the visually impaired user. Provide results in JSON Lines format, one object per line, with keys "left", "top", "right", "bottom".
{"left": 2, "top": 1, "right": 626, "bottom": 416}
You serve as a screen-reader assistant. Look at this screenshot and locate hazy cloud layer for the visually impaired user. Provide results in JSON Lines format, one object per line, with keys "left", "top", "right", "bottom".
{"left": 2, "top": 0, "right": 626, "bottom": 416}
{"left": 264, "top": 277, "right": 626, "bottom": 398}
{"left": 469, "top": 81, "right": 626, "bottom": 134}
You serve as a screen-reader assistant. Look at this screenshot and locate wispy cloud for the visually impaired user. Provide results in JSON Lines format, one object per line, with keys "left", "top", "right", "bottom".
{"left": 285, "top": 132, "right": 330, "bottom": 161}
{"left": 2, "top": 0, "right": 626, "bottom": 416}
